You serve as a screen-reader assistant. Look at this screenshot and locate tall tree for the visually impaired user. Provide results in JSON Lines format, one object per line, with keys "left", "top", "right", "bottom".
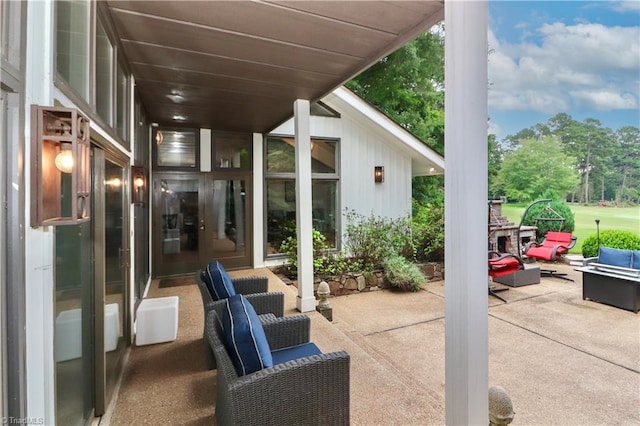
{"left": 495, "top": 136, "right": 579, "bottom": 202}
{"left": 347, "top": 26, "right": 445, "bottom": 155}
{"left": 614, "top": 126, "right": 640, "bottom": 203}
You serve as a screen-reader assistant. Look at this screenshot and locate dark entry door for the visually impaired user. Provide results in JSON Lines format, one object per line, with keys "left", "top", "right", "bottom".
{"left": 153, "top": 173, "right": 251, "bottom": 277}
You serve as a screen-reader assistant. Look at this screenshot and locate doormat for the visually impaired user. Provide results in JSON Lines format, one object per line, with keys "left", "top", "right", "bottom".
{"left": 158, "top": 275, "right": 194, "bottom": 288}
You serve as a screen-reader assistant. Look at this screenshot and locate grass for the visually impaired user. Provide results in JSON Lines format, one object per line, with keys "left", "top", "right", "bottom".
{"left": 501, "top": 203, "right": 640, "bottom": 255}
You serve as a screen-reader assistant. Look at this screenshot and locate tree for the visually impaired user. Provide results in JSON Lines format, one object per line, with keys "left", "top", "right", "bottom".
{"left": 495, "top": 136, "right": 579, "bottom": 202}
{"left": 614, "top": 126, "right": 640, "bottom": 204}
{"left": 488, "top": 134, "right": 504, "bottom": 199}
{"left": 347, "top": 28, "right": 444, "bottom": 155}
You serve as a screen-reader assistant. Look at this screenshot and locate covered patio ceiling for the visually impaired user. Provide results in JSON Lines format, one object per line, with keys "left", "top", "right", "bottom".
{"left": 105, "top": 1, "right": 444, "bottom": 133}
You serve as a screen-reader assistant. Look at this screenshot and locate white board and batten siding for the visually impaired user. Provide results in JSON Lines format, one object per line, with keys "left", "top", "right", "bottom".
{"left": 270, "top": 102, "right": 415, "bottom": 226}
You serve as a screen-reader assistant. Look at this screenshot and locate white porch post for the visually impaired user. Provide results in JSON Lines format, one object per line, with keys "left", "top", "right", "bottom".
{"left": 252, "top": 133, "right": 265, "bottom": 268}
{"left": 293, "top": 99, "right": 316, "bottom": 312}
{"left": 444, "top": 1, "right": 489, "bottom": 425}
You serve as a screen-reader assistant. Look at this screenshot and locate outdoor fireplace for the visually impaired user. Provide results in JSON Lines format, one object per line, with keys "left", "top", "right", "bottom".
{"left": 488, "top": 200, "right": 537, "bottom": 255}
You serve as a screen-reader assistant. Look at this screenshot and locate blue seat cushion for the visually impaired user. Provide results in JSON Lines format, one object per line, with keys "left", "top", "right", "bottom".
{"left": 632, "top": 251, "right": 640, "bottom": 270}
{"left": 271, "top": 342, "right": 322, "bottom": 365}
{"left": 221, "top": 295, "right": 273, "bottom": 376}
{"left": 203, "top": 260, "right": 236, "bottom": 301}
{"left": 598, "top": 247, "right": 633, "bottom": 268}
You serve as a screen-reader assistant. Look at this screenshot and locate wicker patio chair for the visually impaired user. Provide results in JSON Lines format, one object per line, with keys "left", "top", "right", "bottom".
{"left": 195, "top": 261, "right": 285, "bottom": 369}
{"left": 205, "top": 306, "right": 350, "bottom": 426}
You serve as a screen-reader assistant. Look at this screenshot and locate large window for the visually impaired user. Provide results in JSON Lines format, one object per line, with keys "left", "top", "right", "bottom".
{"left": 95, "top": 17, "right": 113, "bottom": 125}
{"left": 265, "top": 136, "right": 339, "bottom": 255}
{"left": 1, "top": 0, "right": 22, "bottom": 72}
{"left": 115, "top": 63, "right": 128, "bottom": 141}
{"left": 56, "top": 0, "right": 90, "bottom": 101}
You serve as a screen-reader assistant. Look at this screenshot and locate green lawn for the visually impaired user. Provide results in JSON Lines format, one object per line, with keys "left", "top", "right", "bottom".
{"left": 501, "top": 203, "right": 640, "bottom": 254}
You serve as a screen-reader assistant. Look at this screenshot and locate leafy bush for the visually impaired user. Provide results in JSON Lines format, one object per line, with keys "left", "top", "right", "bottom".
{"left": 382, "top": 254, "right": 426, "bottom": 292}
{"left": 280, "top": 229, "right": 328, "bottom": 277}
{"left": 343, "top": 209, "right": 415, "bottom": 270}
{"left": 280, "top": 229, "right": 363, "bottom": 278}
{"left": 581, "top": 230, "right": 640, "bottom": 258}
{"left": 412, "top": 201, "right": 444, "bottom": 262}
{"left": 521, "top": 198, "right": 575, "bottom": 241}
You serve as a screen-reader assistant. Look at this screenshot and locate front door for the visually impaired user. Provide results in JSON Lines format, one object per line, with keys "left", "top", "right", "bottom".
{"left": 153, "top": 173, "right": 251, "bottom": 277}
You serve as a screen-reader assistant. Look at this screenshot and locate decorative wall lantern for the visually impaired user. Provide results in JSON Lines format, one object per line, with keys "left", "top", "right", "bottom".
{"left": 31, "top": 105, "right": 91, "bottom": 226}
{"left": 374, "top": 166, "right": 384, "bottom": 183}
{"left": 131, "top": 166, "right": 148, "bottom": 206}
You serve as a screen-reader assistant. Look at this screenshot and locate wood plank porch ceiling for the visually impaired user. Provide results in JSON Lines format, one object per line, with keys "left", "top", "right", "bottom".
{"left": 106, "top": 1, "right": 444, "bottom": 133}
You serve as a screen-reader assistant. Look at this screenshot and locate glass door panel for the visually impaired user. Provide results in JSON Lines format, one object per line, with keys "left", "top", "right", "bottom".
{"left": 153, "top": 175, "right": 202, "bottom": 276}
{"left": 55, "top": 221, "right": 93, "bottom": 425}
{"left": 103, "top": 159, "right": 127, "bottom": 405}
{"left": 206, "top": 178, "right": 250, "bottom": 269}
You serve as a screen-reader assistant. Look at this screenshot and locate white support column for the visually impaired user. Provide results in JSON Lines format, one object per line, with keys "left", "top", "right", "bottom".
{"left": 24, "top": 1, "right": 56, "bottom": 424}
{"left": 444, "top": 1, "right": 489, "bottom": 425}
{"left": 293, "top": 100, "right": 316, "bottom": 312}
{"left": 252, "top": 133, "right": 265, "bottom": 268}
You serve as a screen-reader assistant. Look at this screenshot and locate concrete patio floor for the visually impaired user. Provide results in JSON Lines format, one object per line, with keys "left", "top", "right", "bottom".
{"left": 106, "top": 263, "right": 639, "bottom": 425}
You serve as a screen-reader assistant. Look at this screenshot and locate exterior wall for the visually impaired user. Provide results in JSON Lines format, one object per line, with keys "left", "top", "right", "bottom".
{"left": 269, "top": 108, "right": 414, "bottom": 237}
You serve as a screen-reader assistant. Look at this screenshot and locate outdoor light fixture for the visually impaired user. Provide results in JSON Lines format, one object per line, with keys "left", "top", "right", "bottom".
{"left": 155, "top": 130, "right": 164, "bottom": 145}
{"left": 374, "top": 166, "right": 384, "bottom": 183}
{"left": 131, "top": 166, "right": 148, "bottom": 206}
{"left": 31, "top": 105, "right": 91, "bottom": 226}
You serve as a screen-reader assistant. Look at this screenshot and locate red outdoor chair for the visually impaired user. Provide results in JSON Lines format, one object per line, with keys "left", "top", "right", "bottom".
{"left": 524, "top": 231, "right": 577, "bottom": 281}
{"left": 488, "top": 251, "right": 524, "bottom": 303}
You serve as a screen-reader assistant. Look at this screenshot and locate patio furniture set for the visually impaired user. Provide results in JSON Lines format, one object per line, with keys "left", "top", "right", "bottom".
{"left": 196, "top": 260, "right": 351, "bottom": 425}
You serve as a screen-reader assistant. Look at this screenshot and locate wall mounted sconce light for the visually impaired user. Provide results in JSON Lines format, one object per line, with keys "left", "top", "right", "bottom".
{"left": 155, "top": 130, "right": 164, "bottom": 145}
{"left": 374, "top": 166, "right": 384, "bottom": 183}
{"left": 131, "top": 166, "right": 148, "bottom": 206}
{"left": 31, "top": 105, "right": 91, "bottom": 226}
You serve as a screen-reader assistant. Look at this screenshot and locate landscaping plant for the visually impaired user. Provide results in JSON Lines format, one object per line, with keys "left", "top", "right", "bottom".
{"left": 581, "top": 230, "right": 640, "bottom": 258}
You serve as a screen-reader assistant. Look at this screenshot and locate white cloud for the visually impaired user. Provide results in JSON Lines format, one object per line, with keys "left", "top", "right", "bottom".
{"left": 609, "top": 1, "right": 640, "bottom": 13}
{"left": 488, "top": 21, "right": 640, "bottom": 113}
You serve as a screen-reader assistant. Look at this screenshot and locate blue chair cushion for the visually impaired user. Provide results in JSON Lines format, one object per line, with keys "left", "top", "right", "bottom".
{"left": 203, "top": 260, "right": 236, "bottom": 301}
{"left": 271, "top": 342, "right": 322, "bottom": 366}
{"left": 598, "top": 247, "right": 633, "bottom": 268}
{"left": 221, "top": 294, "right": 273, "bottom": 376}
{"left": 632, "top": 251, "right": 640, "bottom": 270}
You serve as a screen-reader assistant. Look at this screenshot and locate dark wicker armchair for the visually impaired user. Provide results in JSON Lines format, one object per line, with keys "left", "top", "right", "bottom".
{"left": 195, "top": 269, "right": 285, "bottom": 368}
{"left": 205, "top": 308, "right": 351, "bottom": 426}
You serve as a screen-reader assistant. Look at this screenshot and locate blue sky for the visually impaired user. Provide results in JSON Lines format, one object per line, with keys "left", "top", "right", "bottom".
{"left": 487, "top": 1, "right": 640, "bottom": 140}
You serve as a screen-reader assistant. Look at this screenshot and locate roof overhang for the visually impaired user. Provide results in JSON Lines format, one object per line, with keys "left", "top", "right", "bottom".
{"left": 323, "top": 87, "right": 445, "bottom": 176}
{"left": 105, "top": 1, "right": 444, "bottom": 133}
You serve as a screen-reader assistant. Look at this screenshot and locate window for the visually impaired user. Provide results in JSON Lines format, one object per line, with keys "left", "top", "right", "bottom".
{"left": 265, "top": 136, "right": 339, "bottom": 255}
{"left": 155, "top": 128, "right": 198, "bottom": 168}
{"left": 56, "top": 0, "right": 90, "bottom": 101}
{"left": 1, "top": 0, "right": 22, "bottom": 71}
{"left": 115, "top": 63, "right": 128, "bottom": 141}
{"left": 213, "top": 132, "right": 251, "bottom": 170}
{"left": 95, "top": 17, "right": 113, "bottom": 125}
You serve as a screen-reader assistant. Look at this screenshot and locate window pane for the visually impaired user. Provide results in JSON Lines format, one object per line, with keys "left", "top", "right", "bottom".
{"left": 156, "top": 129, "right": 197, "bottom": 168}
{"left": 265, "top": 179, "right": 338, "bottom": 255}
{"left": 311, "top": 140, "right": 336, "bottom": 173}
{"left": 312, "top": 180, "right": 337, "bottom": 248}
{"left": 95, "top": 18, "right": 113, "bottom": 125}
{"left": 56, "top": 0, "right": 90, "bottom": 100}
{"left": 266, "top": 137, "right": 295, "bottom": 173}
{"left": 1, "top": 0, "right": 21, "bottom": 69}
{"left": 266, "top": 137, "right": 337, "bottom": 174}
{"left": 266, "top": 179, "right": 296, "bottom": 254}
{"left": 214, "top": 133, "right": 251, "bottom": 169}
{"left": 116, "top": 64, "right": 127, "bottom": 140}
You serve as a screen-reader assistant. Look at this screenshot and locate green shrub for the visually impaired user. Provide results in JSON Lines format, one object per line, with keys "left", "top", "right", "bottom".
{"left": 280, "top": 229, "right": 328, "bottom": 277}
{"left": 412, "top": 201, "right": 444, "bottom": 262}
{"left": 521, "top": 198, "right": 575, "bottom": 241}
{"left": 581, "top": 230, "right": 640, "bottom": 258}
{"left": 343, "top": 209, "right": 415, "bottom": 270}
{"left": 382, "top": 254, "right": 426, "bottom": 292}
